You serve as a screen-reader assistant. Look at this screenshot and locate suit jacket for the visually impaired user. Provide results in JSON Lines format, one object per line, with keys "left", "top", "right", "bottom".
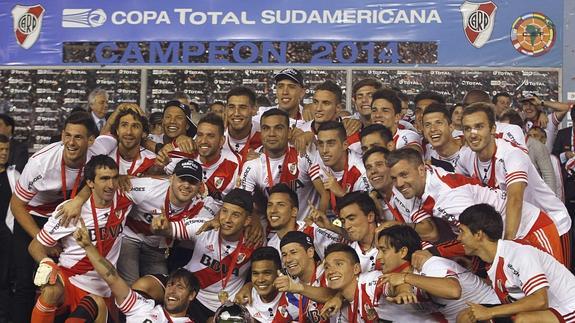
{"left": 8, "top": 139, "right": 29, "bottom": 173}
{"left": 552, "top": 126, "right": 575, "bottom": 201}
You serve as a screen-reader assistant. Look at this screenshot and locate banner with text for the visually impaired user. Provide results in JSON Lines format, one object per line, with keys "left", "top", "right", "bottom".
{"left": 0, "top": 0, "right": 562, "bottom": 66}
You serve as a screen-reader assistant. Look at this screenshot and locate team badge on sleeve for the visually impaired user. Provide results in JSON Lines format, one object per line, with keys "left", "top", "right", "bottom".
{"left": 460, "top": 1, "right": 497, "bottom": 48}
{"left": 11, "top": 4, "right": 45, "bottom": 49}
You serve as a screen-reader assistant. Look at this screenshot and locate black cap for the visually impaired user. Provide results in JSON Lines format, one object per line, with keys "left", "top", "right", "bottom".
{"left": 222, "top": 189, "right": 253, "bottom": 213}
{"left": 274, "top": 68, "right": 304, "bottom": 87}
{"left": 163, "top": 100, "right": 197, "bottom": 137}
{"left": 173, "top": 159, "right": 202, "bottom": 183}
{"left": 280, "top": 231, "right": 313, "bottom": 250}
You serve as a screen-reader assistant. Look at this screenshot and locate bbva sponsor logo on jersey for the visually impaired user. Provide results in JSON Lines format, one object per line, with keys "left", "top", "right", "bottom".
{"left": 62, "top": 9, "right": 107, "bottom": 28}
{"left": 11, "top": 4, "right": 45, "bottom": 49}
{"left": 460, "top": 1, "right": 497, "bottom": 48}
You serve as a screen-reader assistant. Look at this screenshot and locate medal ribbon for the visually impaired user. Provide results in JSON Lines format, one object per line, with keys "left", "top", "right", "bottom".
{"left": 298, "top": 264, "right": 318, "bottom": 323}
{"left": 265, "top": 148, "right": 298, "bottom": 188}
{"left": 348, "top": 284, "right": 359, "bottom": 323}
{"left": 61, "top": 156, "right": 84, "bottom": 199}
{"left": 218, "top": 234, "right": 245, "bottom": 290}
{"left": 89, "top": 194, "right": 115, "bottom": 255}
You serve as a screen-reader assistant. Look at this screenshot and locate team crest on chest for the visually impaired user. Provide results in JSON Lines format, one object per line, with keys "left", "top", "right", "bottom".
{"left": 278, "top": 305, "right": 289, "bottom": 318}
{"left": 364, "top": 304, "right": 377, "bottom": 320}
{"left": 237, "top": 253, "right": 246, "bottom": 264}
{"left": 214, "top": 176, "right": 224, "bottom": 189}
{"left": 288, "top": 162, "right": 297, "bottom": 176}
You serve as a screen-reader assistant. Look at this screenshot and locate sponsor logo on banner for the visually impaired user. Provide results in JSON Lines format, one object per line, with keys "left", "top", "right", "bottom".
{"left": 460, "top": 1, "right": 497, "bottom": 48}
{"left": 62, "top": 9, "right": 107, "bottom": 28}
{"left": 11, "top": 4, "right": 45, "bottom": 49}
{"left": 511, "top": 13, "right": 556, "bottom": 57}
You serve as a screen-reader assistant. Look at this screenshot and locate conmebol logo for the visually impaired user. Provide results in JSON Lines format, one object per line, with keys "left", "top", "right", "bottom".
{"left": 62, "top": 9, "right": 106, "bottom": 28}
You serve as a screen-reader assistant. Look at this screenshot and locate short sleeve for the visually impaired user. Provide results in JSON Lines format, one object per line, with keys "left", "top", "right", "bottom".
{"left": 14, "top": 159, "right": 41, "bottom": 203}
{"left": 500, "top": 149, "right": 530, "bottom": 187}
{"left": 171, "top": 217, "right": 208, "bottom": 241}
{"left": 396, "top": 130, "right": 423, "bottom": 150}
{"left": 238, "top": 159, "right": 259, "bottom": 192}
{"left": 454, "top": 147, "right": 473, "bottom": 177}
{"left": 36, "top": 203, "right": 77, "bottom": 247}
{"left": 352, "top": 174, "right": 372, "bottom": 192}
{"left": 310, "top": 225, "right": 342, "bottom": 259}
{"left": 117, "top": 289, "right": 154, "bottom": 316}
{"left": 515, "top": 247, "right": 550, "bottom": 296}
{"left": 88, "top": 135, "right": 118, "bottom": 157}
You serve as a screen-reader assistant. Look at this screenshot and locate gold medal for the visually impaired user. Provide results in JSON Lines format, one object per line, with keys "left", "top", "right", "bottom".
{"left": 218, "top": 290, "right": 229, "bottom": 304}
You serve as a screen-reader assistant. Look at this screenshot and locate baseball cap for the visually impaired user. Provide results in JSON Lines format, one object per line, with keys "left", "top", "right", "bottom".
{"left": 163, "top": 100, "right": 197, "bottom": 136}
{"left": 280, "top": 231, "right": 313, "bottom": 250}
{"left": 173, "top": 159, "right": 202, "bottom": 183}
{"left": 222, "top": 189, "right": 253, "bottom": 213}
{"left": 519, "top": 93, "right": 539, "bottom": 102}
{"left": 274, "top": 68, "right": 304, "bottom": 87}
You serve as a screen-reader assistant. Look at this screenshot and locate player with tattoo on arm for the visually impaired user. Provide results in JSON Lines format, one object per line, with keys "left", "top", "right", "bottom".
{"left": 73, "top": 217, "right": 198, "bottom": 322}
{"left": 28, "top": 155, "right": 132, "bottom": 323}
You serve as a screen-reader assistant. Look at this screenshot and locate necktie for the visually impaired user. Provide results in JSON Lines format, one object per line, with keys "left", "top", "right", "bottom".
{"left": 98, "top": 119, "right": 104, "bottom": 130}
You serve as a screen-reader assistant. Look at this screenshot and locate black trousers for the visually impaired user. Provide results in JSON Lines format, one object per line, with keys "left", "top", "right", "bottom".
{"left": 0, "top": 227, "right": 13, "bottom": 323}
{"left": 12, "top": 215, "right": 48, "bottom": 323}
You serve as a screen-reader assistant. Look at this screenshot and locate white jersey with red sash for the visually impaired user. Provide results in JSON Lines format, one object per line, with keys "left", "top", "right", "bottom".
{"left": 108, "top": 142, "right": 156, "bottom": 176}
{"left": 239, "top": 146, "right": 321, "bottom": 221}
{"left": 247, "top": 288, "right": 297, "bottom": 323}
{"left": 124, "top": 177, "right": 220, "bottom": 248}
{"left": 170, "top": 217, "right": 256, "bottom": 311}
{"left": 36, "top": 193, "right": 132, "bottom": 297}
{"left": 414, "top": 256, "right": 499, "bottom": 322}
{"left": 488, "top": 240, "right": 575, "bottom": 321}
{"left": 194, "top": 150, "right": 240, "bottom": 201}
{"left": 223, "top": 123, "right": 262, "bottom": 168}
{"left": 456, "top": 139, "right": 571, "bottom": 235}
{"left": 118, "top": 289, "right": 195, "bottom": 322}
{"left": 15, "top": 137, "right": 116, "bottom": 217}
{"left": 266, "top": 221, "right": 342, "bottom": 260}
